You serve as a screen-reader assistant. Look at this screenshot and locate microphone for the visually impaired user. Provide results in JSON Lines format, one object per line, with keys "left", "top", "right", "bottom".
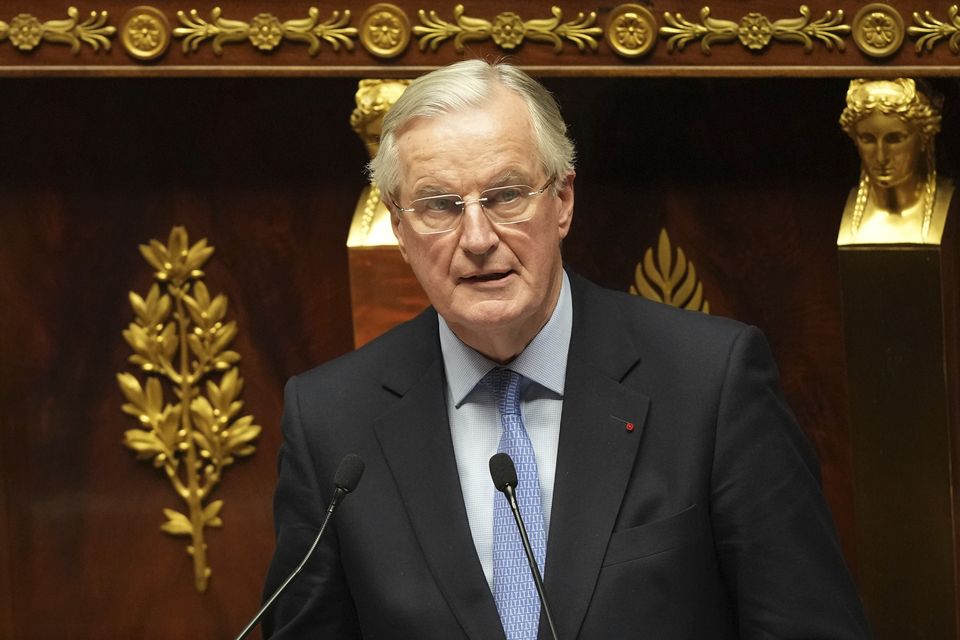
{"left": 489, "top": 452, "right": 560, "bottom": 640}
{"left": 233, "top": 453, "right": 365, "bottom": 640}
{"left": 333, "top": 453, "right": 365, "bottom": 495}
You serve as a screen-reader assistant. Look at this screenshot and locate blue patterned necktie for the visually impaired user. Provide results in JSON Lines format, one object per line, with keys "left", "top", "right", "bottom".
{"left": 485, "top": 368, "right": 547, "bottom": 640}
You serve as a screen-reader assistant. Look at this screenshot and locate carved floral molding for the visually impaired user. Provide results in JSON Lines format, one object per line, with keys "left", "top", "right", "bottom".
{"left": 174, "top": 7, "right": 357, "bottom": 55}
{"left": 2, "top": 3, "right": 960, "bottom": 63}
{"left": 0, "top": 6, "right": 115, "bottom": 54}
{"left": 661, "top": 5, "right": 849, "bottom": 54}
{"left": 910, "top": 5, "right": 960, "bottom": 53}
{"left": 414, "top": 4, "right": 602, "bottom": 53}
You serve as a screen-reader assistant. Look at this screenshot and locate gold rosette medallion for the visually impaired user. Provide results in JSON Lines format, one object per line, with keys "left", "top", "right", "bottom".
{"left": 606, "top": 3, "right": 657, "bottom": 58}
{"left": 359, "top": 3, "right": 410, "bottom": 58}
{"left": 852, "top": 3, "right": 904, "bottom": 58}
{"left": 121, "top": 6, "right": 170, "bottom": 60}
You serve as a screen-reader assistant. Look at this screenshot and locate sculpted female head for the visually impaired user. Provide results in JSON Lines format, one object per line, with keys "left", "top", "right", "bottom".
{"left": 837, "top": 78, "right": 952, "bottom": 244}
{"left": 839, "top": 79, "right": 941, "bottom": 188}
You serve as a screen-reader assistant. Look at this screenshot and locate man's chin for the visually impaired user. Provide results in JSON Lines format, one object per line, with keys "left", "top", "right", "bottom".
{"left": 444, "top": 300, "right": 525, "bottom": 330}
{"left": 462, "top": 306, "right": 520, "bottom": 328}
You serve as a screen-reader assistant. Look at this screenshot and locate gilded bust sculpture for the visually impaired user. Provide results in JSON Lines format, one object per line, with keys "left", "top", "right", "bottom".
{"left": 838, "top": 78, "right": 953, "bottom": 245}
{"left": 347, "top": 79, "right": 411, "bottom": 248}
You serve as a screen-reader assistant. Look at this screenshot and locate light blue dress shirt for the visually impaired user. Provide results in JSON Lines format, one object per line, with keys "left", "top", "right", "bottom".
{"left": 438, "top": 271, "right": 572, "bottom": 590}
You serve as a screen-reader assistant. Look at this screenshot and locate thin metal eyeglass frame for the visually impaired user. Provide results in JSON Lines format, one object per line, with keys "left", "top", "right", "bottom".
{"left": 393, "top": 179, "right": 555, "bottom": 235}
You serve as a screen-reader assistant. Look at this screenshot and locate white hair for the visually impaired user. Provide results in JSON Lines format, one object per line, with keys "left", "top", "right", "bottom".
{"left": 368, "top": 59, "right": 576, "bottom": 201}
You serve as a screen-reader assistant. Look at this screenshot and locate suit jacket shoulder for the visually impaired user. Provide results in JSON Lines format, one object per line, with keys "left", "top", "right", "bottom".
{"left": 296, "top": 305, "right": 441, "bottom": 399}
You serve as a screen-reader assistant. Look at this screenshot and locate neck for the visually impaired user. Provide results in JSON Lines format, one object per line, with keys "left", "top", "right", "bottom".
{"left": 869, "top": 174, "right": 923, "bottom": 216}
{"left": 449, "top": 272, "right": 563, "bottom": 364}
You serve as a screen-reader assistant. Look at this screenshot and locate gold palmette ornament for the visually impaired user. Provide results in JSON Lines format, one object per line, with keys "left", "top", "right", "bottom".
{"left": 414, "top": 5, "right": 601, "bottom": 53}
{"left": 0, "top": 6, "right": 115, "bottom": 53}
{"left": 174, "top": 6, "right": 357, "bottom": 55}
{"left": 630, "top": 229, "right": 710, "bottom": 313}
{"left": 909, "top": 6, "right": 960, "bottom": 54}
{"left": 660, "top": 5, "right": 849, "bottom": 54}
{"left": 118, "top": 226, "right": 260, "bottom": 593}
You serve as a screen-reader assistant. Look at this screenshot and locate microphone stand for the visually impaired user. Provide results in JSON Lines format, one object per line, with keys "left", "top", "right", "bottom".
{"left": 502, "top": 483, "right": 560, "bottom": 640}
{"left": 233, "top": 486, "right": 348, "bottom": 640}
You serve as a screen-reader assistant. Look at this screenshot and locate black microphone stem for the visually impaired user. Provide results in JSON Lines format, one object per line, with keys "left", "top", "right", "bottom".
{"left": 503, "top": 485, "right": 560, "bottom": 640}
{"left": 233, "top": 486, "right": 347, "bottom": 640}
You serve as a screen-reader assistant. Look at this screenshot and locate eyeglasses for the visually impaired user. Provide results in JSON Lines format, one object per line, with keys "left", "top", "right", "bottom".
{"left": 393, "top": 179, "right": 554, "bottom": 235}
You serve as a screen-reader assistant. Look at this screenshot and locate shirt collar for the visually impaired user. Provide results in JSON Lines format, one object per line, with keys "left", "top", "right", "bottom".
{"left": 439, "top": 271, "right": 572, "bottom": 407}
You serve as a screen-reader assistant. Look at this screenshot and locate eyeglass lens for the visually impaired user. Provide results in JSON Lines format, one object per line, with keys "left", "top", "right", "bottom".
{"left": 409, "top": 184, "right": 543, "bottom": 233}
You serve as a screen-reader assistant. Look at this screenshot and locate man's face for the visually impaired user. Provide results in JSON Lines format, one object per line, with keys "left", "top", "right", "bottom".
{"left": 854, "top": 112, "right": 923, "bottom": 189}
{"left": 391, "top": 88, "right": 574, "bottom": 349}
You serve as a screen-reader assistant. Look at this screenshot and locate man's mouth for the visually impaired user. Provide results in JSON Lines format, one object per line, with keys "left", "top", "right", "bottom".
{"left": 462, "top": 271, "right": 512, "bottom": 283}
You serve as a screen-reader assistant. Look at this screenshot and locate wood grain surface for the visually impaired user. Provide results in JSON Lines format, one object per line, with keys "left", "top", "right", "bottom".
{"left": 2, "top": 71, "right": 958, "bottom": 638}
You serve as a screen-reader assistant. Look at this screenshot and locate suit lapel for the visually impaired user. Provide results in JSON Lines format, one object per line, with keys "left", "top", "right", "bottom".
{"left": 373, "top": 316, "right": 504, "bottom": 640}
{"left": 544, "top": 275, "right": 650, "bottom": 639}
{"left": 370, "top": 278, "right": 651, "bottom": 640}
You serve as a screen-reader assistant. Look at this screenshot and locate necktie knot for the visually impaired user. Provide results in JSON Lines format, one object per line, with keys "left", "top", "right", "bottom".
{"left": 482, "top": 368, "right": 523, "bottom": 418}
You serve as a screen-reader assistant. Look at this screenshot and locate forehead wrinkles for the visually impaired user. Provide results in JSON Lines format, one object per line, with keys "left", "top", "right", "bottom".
{"left": 411, "top": 169, "right": 534, "bottom": 199}
{"left": 400, "top": 138, "right": 539, "bottom": 200}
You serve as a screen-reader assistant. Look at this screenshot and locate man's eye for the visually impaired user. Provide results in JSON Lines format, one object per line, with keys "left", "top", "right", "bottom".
{"left": 424, "top": 197, "right": 458, "bottom": 212}
{"left": 489, "top": 188, "right": 523, "bottom": 204}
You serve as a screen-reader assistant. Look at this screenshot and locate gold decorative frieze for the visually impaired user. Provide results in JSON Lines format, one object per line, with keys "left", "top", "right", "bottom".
{"left": 414, "top": 4, "right": 601, "bottom": 53}
{"left": 852, "top": 3, "right": 904, "bottom": 58}
{"left": 606, "top": 3, "right": 657, "bottom": 58}
{"left": 174, "top": 6, "right": 357, "bottom": 55}
{"left": 118, "top": 226, "right": 261, "bottom": 593}
{"left": 359, "top": 3, "right": 410, "bottom": 58}
{"left": 630, "top": 229, "right": 710, "bottom": 313}
{"left": 909, "top": 5, "right": 960, "bottom": 54}
{"left": 121, "top": 6, "right": 170, "bottom": 61}
{"left": 661, "top": 5, "right": 849, "bottom": 54}
{"left": 0, "top": 6, "right": 115, "bottom": 54}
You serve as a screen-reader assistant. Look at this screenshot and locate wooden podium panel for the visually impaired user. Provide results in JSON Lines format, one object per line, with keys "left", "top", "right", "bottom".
{"left": 841, "top": 245, "right": 959, "bottom": 639}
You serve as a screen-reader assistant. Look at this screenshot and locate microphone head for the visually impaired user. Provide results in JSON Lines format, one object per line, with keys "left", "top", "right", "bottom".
{"left": 334, "top": 454, "right": 365, "bottom": 492}
{"left": 489, "top": 453, "right": 518, "bottom": 492}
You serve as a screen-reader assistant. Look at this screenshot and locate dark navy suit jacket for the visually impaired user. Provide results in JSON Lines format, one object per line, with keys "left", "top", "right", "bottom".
{"left": 263, "top": 272, "right": 869, "bottom": 639}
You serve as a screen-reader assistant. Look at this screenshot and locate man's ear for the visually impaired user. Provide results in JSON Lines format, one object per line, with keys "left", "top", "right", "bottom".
{"left": 389, "top": 202, "right": 410, "bottom": 263}
{"left": 556, "top": 171, "right": 575, "bottom": 241}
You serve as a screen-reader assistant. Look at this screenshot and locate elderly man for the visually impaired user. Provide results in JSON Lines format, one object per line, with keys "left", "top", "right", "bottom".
{"left": 263, "top": 60, "right": 869, "bottom": 639}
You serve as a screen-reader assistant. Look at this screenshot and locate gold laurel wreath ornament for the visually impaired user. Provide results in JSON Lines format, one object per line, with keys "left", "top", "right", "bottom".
{"left": 118, "top": 226, "right": 260, "bottom": 593}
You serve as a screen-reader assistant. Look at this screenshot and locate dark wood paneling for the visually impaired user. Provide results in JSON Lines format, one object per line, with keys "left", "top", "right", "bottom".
{"left": 5, "top": 74, "right": 958, "bottom": 637}
{"left": 0, "top": 77, "right": 366, "bottom": 639}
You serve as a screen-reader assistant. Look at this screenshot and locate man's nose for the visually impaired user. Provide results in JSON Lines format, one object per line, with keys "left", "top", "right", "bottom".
{"left": 458, "top": 201, "right": 499, "bottom": 255}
